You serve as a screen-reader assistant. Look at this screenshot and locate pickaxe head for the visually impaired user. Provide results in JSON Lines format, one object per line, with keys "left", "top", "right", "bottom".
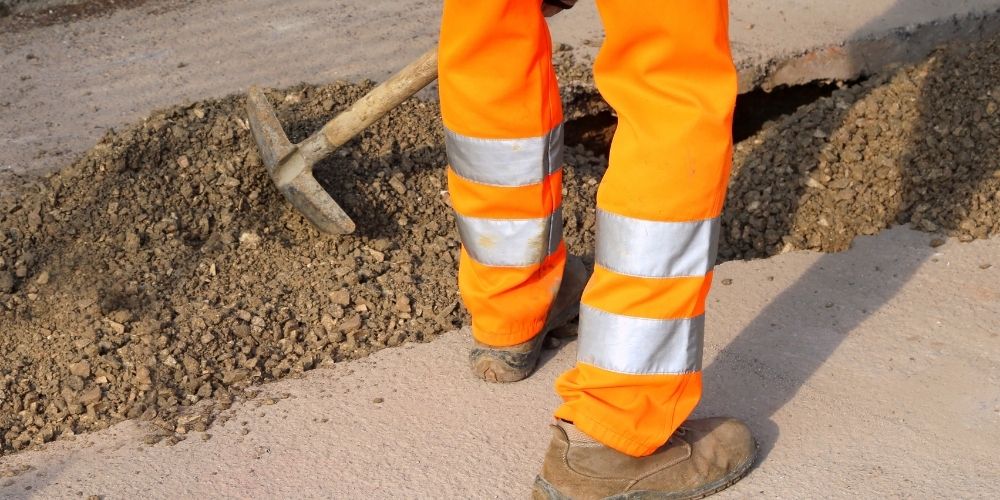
{"left": 245, "top": 86, "right": 356, "bottom": 234}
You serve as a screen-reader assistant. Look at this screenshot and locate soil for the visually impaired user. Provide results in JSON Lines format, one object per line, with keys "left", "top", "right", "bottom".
{"left": 1, "top": 34, "right": 999, "bottom": 455}
{"left": 721, "top": 36, "right": 1000, "bottom": 259}
{"left": 0, "top": 56, "right": 606, "bottom": 454}
{"left": 0, "top": 0, "right": 159, "bottom": 29}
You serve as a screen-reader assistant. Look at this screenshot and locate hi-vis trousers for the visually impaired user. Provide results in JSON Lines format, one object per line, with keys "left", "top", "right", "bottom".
{"left": 439, "top": 0, "right": 737, "bottom": 457}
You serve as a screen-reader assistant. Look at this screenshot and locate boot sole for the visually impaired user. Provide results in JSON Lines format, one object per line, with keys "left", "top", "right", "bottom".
{"left": 531, "top": 441, "right": 758, "bottom": 500}
{"left": 469, "top": 302, "right": 579, "bottom": 383}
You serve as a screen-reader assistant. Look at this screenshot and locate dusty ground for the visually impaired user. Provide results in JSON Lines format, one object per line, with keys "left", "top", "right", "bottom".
{"left": 0, "top": 227, "right": 996, "bottom": 499}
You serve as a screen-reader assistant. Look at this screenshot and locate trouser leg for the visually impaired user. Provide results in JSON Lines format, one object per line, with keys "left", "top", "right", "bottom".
{"left": 554, "top": 0, "right": 737, "bottom": 457}
{"left": 438, "top": 0, "right": 567, "bottom": 347}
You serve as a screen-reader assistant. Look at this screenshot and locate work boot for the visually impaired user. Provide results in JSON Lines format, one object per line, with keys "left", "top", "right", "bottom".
{"left": 469, "top": 255, "right": 589, "bottom": 383}
{"left": 533, "top": 418, "right": 757, "bottom": 500}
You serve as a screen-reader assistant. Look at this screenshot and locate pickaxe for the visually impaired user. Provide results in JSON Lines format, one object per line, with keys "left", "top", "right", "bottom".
{"left": 245, "top": 47, "right": 438, "bottom": 234}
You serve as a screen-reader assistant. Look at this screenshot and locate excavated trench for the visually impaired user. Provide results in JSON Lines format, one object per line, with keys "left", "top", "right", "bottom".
{"left": 1, "top": 34, "right": 999, "bottom": 457}
{"left": 565, "top": 79, "right": 854, "bottom": 152}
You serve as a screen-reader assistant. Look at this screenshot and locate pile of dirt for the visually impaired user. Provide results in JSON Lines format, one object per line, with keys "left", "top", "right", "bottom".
{"left": 0, "top": 77, "right": 606, "bottom": 454}
{"left": 721, "top": 36, "right": 1000, "bottom": 259}
{"left": 2, "top": 34, "right": 999, "bottom": 455}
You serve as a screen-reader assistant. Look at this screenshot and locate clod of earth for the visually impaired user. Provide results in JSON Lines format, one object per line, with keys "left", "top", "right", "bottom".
{"left": 1, "top": 36, "right": 1000, "bottom": 455}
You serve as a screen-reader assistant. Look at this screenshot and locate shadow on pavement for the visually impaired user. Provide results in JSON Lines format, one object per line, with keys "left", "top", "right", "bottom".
{"left": 703, "top": 0, "right": 1000, "bottom": 463}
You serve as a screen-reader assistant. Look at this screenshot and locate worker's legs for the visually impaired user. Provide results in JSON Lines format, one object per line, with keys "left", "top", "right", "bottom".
{"left": 438, "top": 0, "right": 566, "bottom": 348}
{"left": 553, "top": 0, "right": 738, "bottom": 457}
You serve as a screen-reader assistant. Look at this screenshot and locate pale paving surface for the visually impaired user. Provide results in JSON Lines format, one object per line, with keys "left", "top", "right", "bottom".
{"left": 0, "top": 226, "right": 997, "bottom": 499}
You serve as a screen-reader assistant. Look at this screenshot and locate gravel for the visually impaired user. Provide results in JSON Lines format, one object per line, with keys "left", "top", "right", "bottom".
{"left": 721, "top": 35, "right": 1000, "bottom": 259}
{"left": 0, "top": 74, "right": 606, "bottom": 455}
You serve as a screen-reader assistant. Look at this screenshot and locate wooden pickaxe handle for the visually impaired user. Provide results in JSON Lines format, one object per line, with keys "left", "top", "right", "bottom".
{"left": 298, "top": 47, "right": 439, "bottom": 162}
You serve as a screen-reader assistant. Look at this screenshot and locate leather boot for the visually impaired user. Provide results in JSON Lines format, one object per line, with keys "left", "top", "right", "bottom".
{"left": 469, "top": 255, "right": 589, "bottom": 383}
{"left": 533, "top": 418, "right": 756, "bottom": 499}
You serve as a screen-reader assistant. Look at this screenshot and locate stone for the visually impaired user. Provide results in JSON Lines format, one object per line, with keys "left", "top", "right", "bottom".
{"left": 68, "top": 360, "right": 91, "bottom": 378}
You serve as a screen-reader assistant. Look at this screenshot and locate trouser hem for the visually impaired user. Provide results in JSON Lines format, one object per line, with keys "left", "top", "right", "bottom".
{"left": 557, "top": 408, "right": 669, "bottom": 458}
{"left": 472, "top": 319, "right": 546, "bottom": 347}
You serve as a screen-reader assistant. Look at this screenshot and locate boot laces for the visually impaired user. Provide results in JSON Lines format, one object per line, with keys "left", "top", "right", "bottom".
{"left": 666, "top": 427, "right": 688, "bottom": 445}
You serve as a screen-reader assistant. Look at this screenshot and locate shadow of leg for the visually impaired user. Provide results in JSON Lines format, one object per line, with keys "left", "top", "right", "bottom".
{"left": 700, "top": 228, "right": 936, "bottom": 460}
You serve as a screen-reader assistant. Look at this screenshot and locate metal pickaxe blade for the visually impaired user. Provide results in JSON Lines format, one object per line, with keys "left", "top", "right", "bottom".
{"left": 246, "top": 47, "right": 438, "bottom": 234}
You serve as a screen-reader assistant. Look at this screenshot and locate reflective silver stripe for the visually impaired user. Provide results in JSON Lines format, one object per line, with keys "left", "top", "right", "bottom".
{"left": 455, "top": 208, "right": 562, "bottom": 267}
{"left": 596, "top": 210, "right": 719, "bottom": 278}
{"left": 445, "top": 124, "right": 563, "bottom": 187}
{"left": 577, "top": 304, "right": 704, "bottom": 375}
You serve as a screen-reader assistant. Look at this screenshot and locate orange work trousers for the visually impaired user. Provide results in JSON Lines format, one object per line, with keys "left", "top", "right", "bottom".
{"left": 439, "top": 0, "right": 737, "bottom": 457}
